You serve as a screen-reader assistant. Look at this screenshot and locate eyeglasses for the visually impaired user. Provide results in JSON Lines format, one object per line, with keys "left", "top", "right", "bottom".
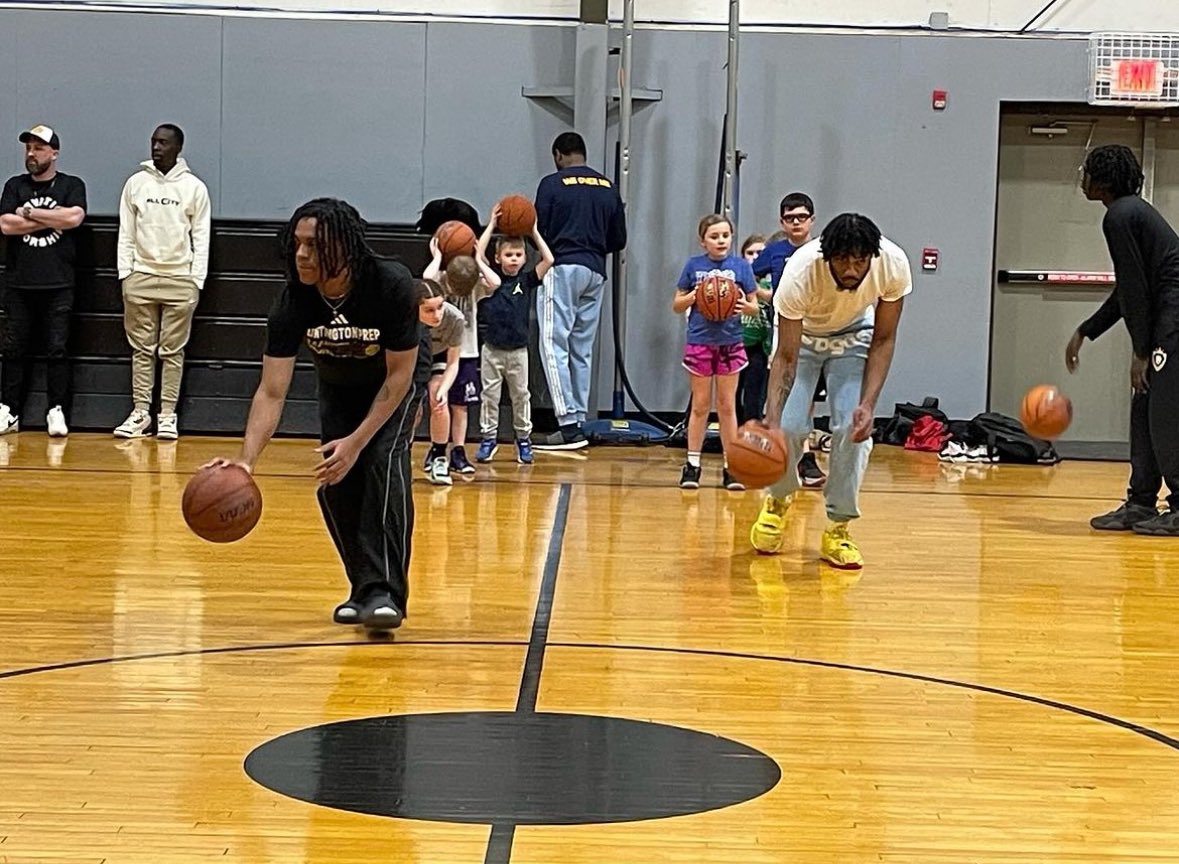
{"left": 781, "top": 213, "right": 813, "bottom": 223}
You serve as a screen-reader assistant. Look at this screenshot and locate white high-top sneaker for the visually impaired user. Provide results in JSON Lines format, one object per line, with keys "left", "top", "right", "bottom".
{"left": 114, "top": 408, "right": 152, "bottom": 439}
{"left": 0, "top": 404, "right": 18, "bottom": 434}
{"left": 46, "top": 406, "right": 69, "bottom": 437}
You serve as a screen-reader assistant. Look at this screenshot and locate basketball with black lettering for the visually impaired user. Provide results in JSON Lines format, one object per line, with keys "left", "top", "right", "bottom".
{"left": 696, "top": 275, "right": 741, "bottom": 322}
{"left": 182, "top": 465, "right": 263, "bottom": 543}
{"left": 1020, "top": 384, "right": 1073, "bottom": 441}
{"left": 726, "top": 422, "right": 789, "bottom": 488}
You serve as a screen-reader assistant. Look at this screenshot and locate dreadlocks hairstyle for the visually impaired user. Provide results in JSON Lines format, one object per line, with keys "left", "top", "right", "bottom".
{"left": 820, "top": 213, "right": 882, "bottom": 261}
{"left": 1084, "top": 144, "right": 1144, "bottom": 198}
{"left": 281, "top": 197, "right": 375, "bottom": 286}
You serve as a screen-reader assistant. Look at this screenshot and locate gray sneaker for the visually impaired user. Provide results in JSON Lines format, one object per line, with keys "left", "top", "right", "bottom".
{"left": 1090, "top": 502, "right": 1159, "bottom": 531}
{"left": 1132, "top": 510, "right": 1179, "bottom": 537}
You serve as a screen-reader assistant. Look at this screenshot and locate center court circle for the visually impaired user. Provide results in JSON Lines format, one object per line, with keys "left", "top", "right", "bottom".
{"left": 244, "top": 710, "right": 781, "bottom": 825}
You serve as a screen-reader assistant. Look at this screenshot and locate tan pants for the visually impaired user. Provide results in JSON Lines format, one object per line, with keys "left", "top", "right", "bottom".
{"left": 121, "top": 272, "right": 199, "bottom": 413}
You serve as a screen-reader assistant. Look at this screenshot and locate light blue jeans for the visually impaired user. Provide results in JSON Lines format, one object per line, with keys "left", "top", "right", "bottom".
{"left": 536, "top": 264, "right": 607, "bottom": 427}
{"left": 768, "top": 328, "right": 873, "bottom": 522}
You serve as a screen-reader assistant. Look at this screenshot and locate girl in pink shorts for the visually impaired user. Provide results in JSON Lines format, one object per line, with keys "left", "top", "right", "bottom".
{"left": 672, "top": 214, "right": 761, "bottom": 490}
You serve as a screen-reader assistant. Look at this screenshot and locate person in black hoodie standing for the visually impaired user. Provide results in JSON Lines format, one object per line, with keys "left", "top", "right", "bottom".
{"left": 533, "top": 132, "right": 627, "bottom": 450}
{"left": 1067, "top": 144, "right": 1179, "bottom": 535}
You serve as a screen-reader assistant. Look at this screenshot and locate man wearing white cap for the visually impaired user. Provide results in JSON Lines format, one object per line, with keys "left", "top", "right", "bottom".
{"left": 0, "top": 124, "right": 88, "bottom": 437}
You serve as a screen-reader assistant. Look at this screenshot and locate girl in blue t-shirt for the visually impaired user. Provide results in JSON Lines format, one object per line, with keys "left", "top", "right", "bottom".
{"left": 672, "top": 214, "right": 760, "bottom": 490}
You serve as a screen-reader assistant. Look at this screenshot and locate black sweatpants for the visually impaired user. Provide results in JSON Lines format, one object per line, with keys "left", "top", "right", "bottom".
{"left": 1128, "top": 343, "right": 1179, "bottom": 512}
{"left": 316, "top": 383, "right": 423, "bottom": 613}
{"left": 736, "top": 345, "right": 768, "bottom": 423}
{"left": 0, "top": 286, "right": 74, "bottom": 414}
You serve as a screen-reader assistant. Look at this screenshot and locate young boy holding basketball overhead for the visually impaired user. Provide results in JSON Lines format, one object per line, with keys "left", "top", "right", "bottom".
{"left": 751, "top": 213, "right": 911, "bottom": 569}
{"left": 473, "top": 203, "right": 555, "bottom": 464}
{"left": 672, "top": 214, "right": 760, "bottom": 490}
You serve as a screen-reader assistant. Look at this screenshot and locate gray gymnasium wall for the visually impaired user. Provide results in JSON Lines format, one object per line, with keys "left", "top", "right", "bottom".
{"left": 0, "top": 9, "right": 1090, "bottom": 418}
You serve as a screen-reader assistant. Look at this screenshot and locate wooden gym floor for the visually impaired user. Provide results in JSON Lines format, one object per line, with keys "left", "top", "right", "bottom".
{"left": 2, "top": 432, "right": 1179, "bottom": 863}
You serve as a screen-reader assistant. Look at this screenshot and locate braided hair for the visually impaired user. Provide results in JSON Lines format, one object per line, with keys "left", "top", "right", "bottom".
{"left": 280, "top": 197, "right": 375, "bottom": 286}
{"left": 820, "top": 213, "right": 882, "bottom": 260}
{"left": 1084, "top": 144, "right": 1144, "bottom": 198}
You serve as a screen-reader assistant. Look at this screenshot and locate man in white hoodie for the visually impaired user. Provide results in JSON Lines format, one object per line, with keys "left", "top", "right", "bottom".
{"left": 114, "top": 123, "right": 211, "bottom": 440}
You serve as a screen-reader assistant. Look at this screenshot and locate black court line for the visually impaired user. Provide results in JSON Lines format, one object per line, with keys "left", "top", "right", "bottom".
{"left": 547, "top": 642, "right": 1179, "bottom": 752}
{"left": 517, "top": 482, "right": 572, "bottom": 713}
{"left": 483, "top": 482, "right": 572, "bottom": 864}
{"left": 2, "top": 635, "right": 1176, "bottom": 752}
{"left": 0, "top": 463, "right": 1123, "bottom": 503}
{"left": 0, "top": 639, "right": 524, "bottom": 681}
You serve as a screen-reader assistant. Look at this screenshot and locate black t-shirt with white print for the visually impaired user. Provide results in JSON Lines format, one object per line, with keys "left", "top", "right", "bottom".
{"left": 0, "top": 172, "right": 88, "bottom": 289}
{"left": 265, "top": 258, "right": 429, "bottom": 407}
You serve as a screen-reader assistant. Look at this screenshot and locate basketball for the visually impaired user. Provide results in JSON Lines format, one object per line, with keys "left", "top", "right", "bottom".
{"left": 727, "top": 422, "right": 790, "bottom": 488}
{"left": 1020, "top": 384, "right": 1073, "bottom": 440}
{"left": 696, "top": 275, "right": 741, "bottom": 322}
{"left": 182, "top": 464, "right": 263, "bottom": 543}
{"left": 434, "top": 220, "right": 477, "bottom": 265}
{"left": 497, "top": 194, "right": 537, "bottom": 236}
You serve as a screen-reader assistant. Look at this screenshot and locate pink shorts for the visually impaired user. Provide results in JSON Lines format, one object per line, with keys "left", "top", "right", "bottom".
{"left": 682, "top": 342, "right": 748, "bottom": 378}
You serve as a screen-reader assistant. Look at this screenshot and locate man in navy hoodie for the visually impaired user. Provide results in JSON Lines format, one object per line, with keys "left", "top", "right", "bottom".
{"left": 533, "top": 132, "right": 627, "bottom": 449}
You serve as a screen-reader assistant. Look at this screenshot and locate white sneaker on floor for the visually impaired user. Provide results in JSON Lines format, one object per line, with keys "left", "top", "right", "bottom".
{"left": 114, "top": 409, "right": 152, "bottom": 439}
{"left": 156, "top": 413, "right": 178, "bottom": 440}
{"left": 46, "top": 406, "right": 68, "bottom": 438}
{"left": 0, "top": 404, "right": 18, "bottom": 435}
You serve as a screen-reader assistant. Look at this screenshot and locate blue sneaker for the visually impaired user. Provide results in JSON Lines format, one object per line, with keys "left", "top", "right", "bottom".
{"left": 476, "top": 438, "right": 499, "bottom": 463}
{"left": 516, "top": 437, "right": 534, "bottom": 464}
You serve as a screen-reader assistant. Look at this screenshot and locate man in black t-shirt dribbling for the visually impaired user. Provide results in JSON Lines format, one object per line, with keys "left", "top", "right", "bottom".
{"left": 205, "top": 198, "right": 428, "bottom": 629}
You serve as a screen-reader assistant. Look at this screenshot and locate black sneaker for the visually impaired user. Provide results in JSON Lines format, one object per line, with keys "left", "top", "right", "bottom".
{"left": 1091, "top": 502, "right": 1159, "bottom": 531}
{"left": 680, "top": 463, "right": 702, "bottom": 489}
{"left": 332, "top": 599, "right": 363, "bottom": 624}
{"left": 534, "top": 424, "right": 589, "bottom": 451}
{"left": 722, "top": 468, "right": 745, "bottom": 491}
{"left": 799, "top": 452, "right": 826, "bottom": 488}
{"left": 1132, "top": 510, "right": 1179, "bottom": 537}
{"left": 450, "top": 446, "right": 476, "bottom": 474}
{"left": 360, "top": 593, "right": 403, "bottom": 630}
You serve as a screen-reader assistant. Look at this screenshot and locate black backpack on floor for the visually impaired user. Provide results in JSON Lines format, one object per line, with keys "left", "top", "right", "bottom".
{"left": 880, "top": 397, "right": 948, "bottom": 446}
{"left": 969, "top": 412, "right": 1060, "bottom": 465}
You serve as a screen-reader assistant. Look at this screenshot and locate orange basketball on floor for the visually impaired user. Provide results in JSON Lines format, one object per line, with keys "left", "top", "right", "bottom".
{"left": 434, "top": 220, "right": 476, "bottom": 265}
{"left": 496, "top": 194, "right": 537, "bottom": 236}
{"left": 727, "top": 422, "right": 790, "bottom": 488}
{"left": 696, "top": 275, "right": 741, "bottom": 322}
{"left": 1020, "top": 384, "right": 1073, "bottom": 440}
{"left": 182, "top": 464, "right": 263, "bottom": 543}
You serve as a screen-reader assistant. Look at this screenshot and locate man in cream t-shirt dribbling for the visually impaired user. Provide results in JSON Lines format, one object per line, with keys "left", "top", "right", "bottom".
{"left": 751, "top": 213, "right": 912, "bottom": 569}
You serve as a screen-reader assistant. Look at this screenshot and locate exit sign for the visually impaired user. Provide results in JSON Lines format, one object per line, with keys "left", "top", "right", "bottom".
{"left": 1111, "top": 59, "right": 1165, "bottom": 98}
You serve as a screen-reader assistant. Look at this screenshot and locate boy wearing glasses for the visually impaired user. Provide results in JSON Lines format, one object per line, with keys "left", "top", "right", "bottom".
{"left": 752, "top": 192, "right": 826, "bottom": 487}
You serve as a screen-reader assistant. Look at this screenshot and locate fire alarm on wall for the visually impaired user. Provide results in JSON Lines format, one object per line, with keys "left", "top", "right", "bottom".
{"left": 932, "top": 89, "right": 948, "bottom": 110}
{"left": 922, "top": 248, "right": 939, "bottom": 270}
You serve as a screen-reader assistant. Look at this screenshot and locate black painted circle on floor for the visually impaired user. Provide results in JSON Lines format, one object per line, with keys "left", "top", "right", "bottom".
{"left": 244, "top": 711, "right": 781, "bottom": 825}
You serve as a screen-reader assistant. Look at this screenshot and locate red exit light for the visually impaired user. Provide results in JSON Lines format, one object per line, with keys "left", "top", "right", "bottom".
{"left": 1112, "top": 59, "right": 1165, "bottom": 97}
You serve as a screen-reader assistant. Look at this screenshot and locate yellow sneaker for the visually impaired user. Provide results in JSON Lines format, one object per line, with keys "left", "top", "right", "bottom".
{"left": 821, "top": 522, "right": 864, "bottom": 570}
{"left": 750, "top": 495, "right": 792, "bottom": 554}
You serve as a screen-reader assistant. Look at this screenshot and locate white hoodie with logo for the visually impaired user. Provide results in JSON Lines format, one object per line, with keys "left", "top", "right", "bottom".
{"left": 117, "top": 157, "right": 211, "bottom": 289}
